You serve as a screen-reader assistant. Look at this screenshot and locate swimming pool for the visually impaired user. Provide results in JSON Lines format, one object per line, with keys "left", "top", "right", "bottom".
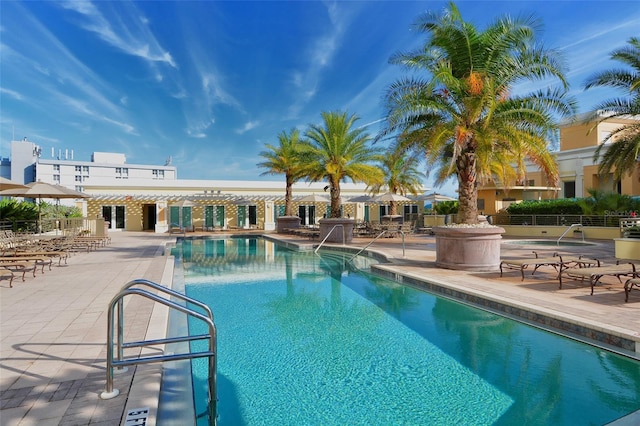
{"left": 174, "top": 237, "right": 640, "bottom": 425}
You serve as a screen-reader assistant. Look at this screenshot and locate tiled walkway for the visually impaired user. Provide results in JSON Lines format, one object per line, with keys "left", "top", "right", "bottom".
{"left": 1, "top": 231, "right": 638, "bottom": 425}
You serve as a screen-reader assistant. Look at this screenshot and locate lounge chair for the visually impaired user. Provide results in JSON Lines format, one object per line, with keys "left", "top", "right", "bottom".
{"left": 8, "top": 249, "right": 69, "bottom": 265}
{"left": 624, "top": 277, "right": 640, "bottom": 302}
{"left": 500, "top": 252, "right": 600, "bottom": 281}
{"left": 0, "top": 261, "right": 36, "bottom": 281}
{"left": 559, "top": 261, "right": 638, "bottom": 295}
{"left": 0, "top": 255, "right": 52, "bottom": 273}
{"left": 0, "top": 268, "right": 15, "bottom": 288}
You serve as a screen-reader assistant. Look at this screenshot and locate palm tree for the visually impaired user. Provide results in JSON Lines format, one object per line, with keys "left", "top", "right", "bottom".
{"left": 384, "top": 2, "right": 575, "bottom": 224}
{"left": 302, "top": 111, "right": 384, "bottom": 218}
{"left": 585, "top": 37, "right": 640, "bottom": 182}
{"left": 369, "top": 144, "right": 424, "bottom": 215}
{"left": 257, "top": 128, "right": 306, "bottom": 216}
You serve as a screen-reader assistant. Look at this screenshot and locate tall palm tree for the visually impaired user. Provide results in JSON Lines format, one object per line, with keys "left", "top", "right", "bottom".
{"left": 384, "top": 2, "right": 575, "bottom": 224}
{"left": 302, "top": 111, "right": 384, "bottom": 218}
{"left": 257, "top": 128, "right": 305, "bottom": 216}
{"left": 369, "top": 144, "right": 424, "bottom": 215}
{"left": 585, "top": 37, "right": 640, "bottom": 182}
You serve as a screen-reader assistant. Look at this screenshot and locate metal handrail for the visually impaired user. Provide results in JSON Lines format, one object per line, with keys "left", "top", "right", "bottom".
{"left": 349, "top": 229, "right": 405, "bottom": 261}
{"left": 314, "top": 224, "right": 345, "bottom": 254}
{"left": 100, "top": 280, "right": 217, "bottom": 425}
{"left": 557, "top": 223, "right": 584, "bottom": 245}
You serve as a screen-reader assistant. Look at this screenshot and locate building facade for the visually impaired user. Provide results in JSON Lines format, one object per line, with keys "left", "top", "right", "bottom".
{"left": 2, "top": 139, "right": 427, "bottom": 232}
{"left": 477, "top": 113, "right": 640, "bottom": 215}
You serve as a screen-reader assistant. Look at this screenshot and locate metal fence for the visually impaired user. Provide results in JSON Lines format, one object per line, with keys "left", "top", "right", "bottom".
{"left": 0, "top": 217, "right": 105, "bottom": 235}
{"left": 491, "top": 214, "right": 635, "bottom": 228}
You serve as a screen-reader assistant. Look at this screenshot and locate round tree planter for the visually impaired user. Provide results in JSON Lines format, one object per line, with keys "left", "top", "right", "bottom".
{"left": 319, "top": 218, "right": 355, "bottom": 244}
{"left": 276, "top": 216, "right": 301, "bottom": 234}
{"left": 433, "top": 225, "right": 505, "bottom": 272}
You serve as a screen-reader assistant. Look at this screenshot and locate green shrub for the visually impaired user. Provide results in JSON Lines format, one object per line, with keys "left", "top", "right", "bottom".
{"left": 505, "top": 199, "right": 582, "bottom": 215}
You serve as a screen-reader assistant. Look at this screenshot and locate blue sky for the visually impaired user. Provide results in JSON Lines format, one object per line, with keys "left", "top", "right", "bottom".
{"left": 1, "top": 1, "right": 639, "bottom": 197}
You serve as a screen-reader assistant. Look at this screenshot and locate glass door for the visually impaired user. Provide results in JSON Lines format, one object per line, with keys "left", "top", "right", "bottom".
{"left": 102, "top": 205, "right": 125, "bottom": 229}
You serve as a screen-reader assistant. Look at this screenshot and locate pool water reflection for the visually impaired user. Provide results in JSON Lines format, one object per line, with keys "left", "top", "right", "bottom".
{"left": 173, "top": 237, "right": 640, "bottom": 425}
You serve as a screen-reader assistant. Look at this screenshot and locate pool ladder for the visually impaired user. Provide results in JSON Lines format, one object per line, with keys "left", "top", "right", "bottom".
{"left": 557, "top": 223, "right": 584, "bottom": 245}
{"left": 100, "top": 279, "right": 218, "bottom": 425}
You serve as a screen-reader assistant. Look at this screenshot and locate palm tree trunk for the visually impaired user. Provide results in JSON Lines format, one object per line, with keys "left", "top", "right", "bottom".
{"left": 284, "top": 177, "right": 293, "bottom": 216}
{"left": 330, "top": 178, "right": 341, "bottom": 218}
{"left": 389, "top": 201, "right": 397, "bottom": 216}
{"left": 456, "top": 149, "right": 479, "bottom": 224}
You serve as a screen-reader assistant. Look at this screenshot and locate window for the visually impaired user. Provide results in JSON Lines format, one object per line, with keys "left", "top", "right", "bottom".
{"left": 477, "top": 199, "right": 485, "bottom": 210}
{"left": 82, "top": 166, "right": 89, "bottom": 173}
{"left": 75, "top": 166, "right": 82, "bottom": 172}
{"left": 53, "top": 175, "right": 60, "bottom": 183}
{"left": 75, "top": 175, "right": 83, "bottom": 182}
{"left": 564, "top": 181, "right": 576, "bottom": 198}
{"left": 152, "top": 169, "right": 164, "bottom": 179}
{"left": 53, "top": 165, "right": 60, "bottom": 172}
{"left": 526, "top": 179, "right": 535, "bottom": 186}
{"left": 75, "top": 186, "right": 83, "bottom": 192}
{"left": 116, "top": 167, "right": 129, "bottom": 179}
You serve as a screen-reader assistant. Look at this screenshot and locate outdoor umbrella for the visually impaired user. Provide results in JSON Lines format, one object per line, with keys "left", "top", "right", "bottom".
{"left": 417, "top": 193, "right": 457, "bottom": 212}
{"left": 297, "top": 194, "right": 331, "bottom": 203}
{"left": 0, "top": 181, "right": 91, "bottom": 232}
{"left": 0, "top": 177, "right": 29, "bottom": 191}
{"left": 372, "top": 192, "right": 412, "bottom": 217}
{"left": 348, "top": 194, "right": 374, "bottom": 203}
{"left": 372, "top": 192, "right": 412, "bottom": 202}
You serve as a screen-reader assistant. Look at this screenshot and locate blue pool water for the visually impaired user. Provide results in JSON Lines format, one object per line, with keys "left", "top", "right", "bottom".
{"left": 174, "top": 237, "right": 640, "bottom": 425}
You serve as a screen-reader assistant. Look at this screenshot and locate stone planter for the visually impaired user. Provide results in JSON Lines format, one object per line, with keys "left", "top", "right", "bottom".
{"left": 433, "top": 225, "right": 505, "bottom": 272}
{"left": 319, "top": 218, "right": 355, "bottom": 243}
{"left": 276, "top": 216, "right": 301, "bottom": 234}
{"left": 614, "top": 238, "right": 640, "bottom": 260}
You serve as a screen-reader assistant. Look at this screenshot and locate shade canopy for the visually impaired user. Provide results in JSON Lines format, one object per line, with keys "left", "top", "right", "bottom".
{"left": 372, "top": 192, "right": 412, "bottom": 203}
{"left": 348, "top": 195, "right": 375, "bottom": 203}
{"left": 0, "top": 177, "right": 29, "bottom": 191}
{"left": 0, "top": 181, "right": 91, "bottom": 200}
{"left": 297, "top": 194, "right": 331, "bottom": 203}
{"left": 418, "top": 193, "right": 457, "bottom": 204}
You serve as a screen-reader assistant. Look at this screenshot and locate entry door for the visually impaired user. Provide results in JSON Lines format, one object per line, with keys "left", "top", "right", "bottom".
{"left": 102, "top": 205, "right": 125, "bottom": 229}
{"left": 298, "top": 205, "right": 307, "bottom": 225}
{"left": 237, "top": 206, "right": 247, "bottom": 228}
{"left": 248, "top": 205, "right": 257, "bottom": 227}
{"left": 215, "top": 206, "right": 225, "bottom": 228}
{"left": 204, "top": 206, "right": 214, "bottom": 229}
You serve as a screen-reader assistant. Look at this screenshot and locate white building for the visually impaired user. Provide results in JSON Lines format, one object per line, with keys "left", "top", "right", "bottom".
{"left": 5, "top": 139, "right": 177, "bottom": 197}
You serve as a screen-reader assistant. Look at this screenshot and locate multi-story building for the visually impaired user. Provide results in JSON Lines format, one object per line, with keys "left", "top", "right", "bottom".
{"left": 2, "top": 138, "right": 427, "bottom": 232}
{"left": 4, "top": 138, "right": 177, "bottom": 193}
{"left": 478, "top": 113, "right": 640, "bottom": 214}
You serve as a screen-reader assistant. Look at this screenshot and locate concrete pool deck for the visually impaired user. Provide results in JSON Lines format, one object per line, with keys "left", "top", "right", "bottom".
{"left": 0, "top": 231, "right": 638, "bottom": 425}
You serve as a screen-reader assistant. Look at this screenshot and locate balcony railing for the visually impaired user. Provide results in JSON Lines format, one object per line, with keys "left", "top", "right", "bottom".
{"left": 492, "top": 214, "right": 632, "bottom": 228}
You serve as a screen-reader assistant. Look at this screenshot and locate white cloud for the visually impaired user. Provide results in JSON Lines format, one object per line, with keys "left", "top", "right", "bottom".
{"left": 0, "top": 87, "right": 24, "bottom": 101}
{"left": 236, "top": 121, "right": 260, "bottom": 134}
{"left": 286, "top": 2, "right": 352, "bottom": 119}
{"left": 59, "top": 0, "right": 177, "bottom": 68}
